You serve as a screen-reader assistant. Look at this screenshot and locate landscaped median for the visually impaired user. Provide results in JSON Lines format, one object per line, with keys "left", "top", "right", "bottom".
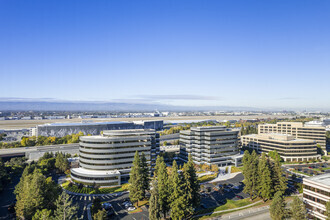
{"left": 198, "top": 172, "right": 218, "bottom": 183}
{"left": 194, "top": 198, "right": 262, "bottom": 219}
{"left": 61, "top": 180, "right": 129, "bottom": 195}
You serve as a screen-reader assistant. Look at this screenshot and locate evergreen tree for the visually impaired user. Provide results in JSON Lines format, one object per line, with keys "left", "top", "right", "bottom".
{"left": 15, "top": 169, "right": 47, "bottom": 219}
{"left": 55, "top": 153, "right": 69, "bottom": 173}
{"left": 290, "top": 196, "right": 307, "bottom": 220}
{"left": 243, "top": 150, "right": 259, "bottom": 200}
{"left": 93, "top": 209, "right": 107, "bottom": 220}
{"left": 0, "top": 158, "right": 9, "bottom": 192}
{"left": 325, "top": 201, "right": 330, "bottom": 219}
{"left": 149, "top": 179, "right": 161, "bottom": 220}
{"left": 32, "top": 209, "right": 53, "bottom": 220}
{"left": 140, "top": 152, "right": 150, "bottom": 198}
{"left": 270, "top": 192, "right": 287, "bottom": 220}
{"left": 169, "top": 160, "right": 186, "bottom": 220}
{"left": 129, "top": 151, "right": 144, "bottom": 206}
{"left": 272, "top": 156, "right": 287, "bottom": 195}
{"left": 155, "top": 156, "right": 170, "bottom": 218}
{"left": 258, "top": 153, "right": 273, "bottom": 201}
{"left": 182, "top": 154, "right": 200, "bottom": 216}
{"left": 54, "top": 191, "right": 77, "bottom": 220}
{"left": 91, "top": 198, "right": 102, "bottom": 215}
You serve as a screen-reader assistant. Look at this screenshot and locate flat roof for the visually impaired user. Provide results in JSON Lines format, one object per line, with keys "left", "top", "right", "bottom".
{"left": 242, "top": 133, "right": 314, "bottom": 142}
{"left": 38, "top": 121, "right": 131, "bottom": 127}
{"left": 306, "top": 173, "right": 330, "bottom": 186}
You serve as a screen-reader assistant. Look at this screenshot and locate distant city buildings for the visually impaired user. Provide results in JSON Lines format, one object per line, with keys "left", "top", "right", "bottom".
{"left": 303, "top": 173, "right": 330, "bottom": 220}
{"left": 258, "top": 122, "right": 327, "bottom": 154}
{"left": 179, "top": 126, "right": 242, "bottom": 167}
{"left": 70, "top": 129, "right": 159, "bottom": 186}
{"left": 241, "top": 133, "right": 320, "bottom": 162}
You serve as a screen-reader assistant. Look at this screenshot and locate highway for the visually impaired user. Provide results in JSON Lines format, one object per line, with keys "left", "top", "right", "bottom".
{"left": 0, "top": 133, "right": 178, "bottom": 159}
{"left": 0, "top": 144, "right": 79, "bottom": 158}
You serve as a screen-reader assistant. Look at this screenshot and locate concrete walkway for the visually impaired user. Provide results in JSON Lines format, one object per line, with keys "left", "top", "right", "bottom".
{"left": 194, "top": 200, "right": 263, "bottom": 218}
{"left": 208, "top": 172, "right": 242, "bottom": 183}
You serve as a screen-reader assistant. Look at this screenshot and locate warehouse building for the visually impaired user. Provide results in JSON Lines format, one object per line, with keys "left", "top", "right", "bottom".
{"left": 33, "top": 120, "right": 163, "bottom": 137}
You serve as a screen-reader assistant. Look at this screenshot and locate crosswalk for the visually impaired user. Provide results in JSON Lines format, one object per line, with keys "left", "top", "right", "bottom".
{"left": 68, "top": 194, "right": 114, "bottom": 202}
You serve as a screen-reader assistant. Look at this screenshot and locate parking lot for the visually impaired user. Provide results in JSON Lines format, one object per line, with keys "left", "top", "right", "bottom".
{"left": 199, "top": 173, "right": 250, "bottom": 210}
{"left": 285, "top": 162, "right": 330, "bottom": 176}
{"left": 69, "top": 192, "right": 149, "bottom": 220}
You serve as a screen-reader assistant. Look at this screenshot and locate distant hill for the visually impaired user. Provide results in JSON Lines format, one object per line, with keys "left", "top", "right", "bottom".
{"left": 0, "top": 100, "right": 259, "bottom": 112}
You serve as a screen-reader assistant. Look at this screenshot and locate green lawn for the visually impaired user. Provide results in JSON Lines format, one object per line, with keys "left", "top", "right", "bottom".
{"left": 198, "top": 173, "right": 217, "bottom": 183}
{"left": 196, "top": 198, "right": 262, "bottom": 219}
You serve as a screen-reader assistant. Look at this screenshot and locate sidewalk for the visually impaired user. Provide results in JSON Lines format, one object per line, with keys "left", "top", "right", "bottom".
{"left": 194, "top": 200, "right": 263, "bottom": 218}
{"left": 208, "top": 172, "right": 242, "bottom": 183}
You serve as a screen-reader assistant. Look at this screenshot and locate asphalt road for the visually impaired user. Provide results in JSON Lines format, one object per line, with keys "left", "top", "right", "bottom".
{"left": 69, "top": 191, "right": 149, "bottom": 220}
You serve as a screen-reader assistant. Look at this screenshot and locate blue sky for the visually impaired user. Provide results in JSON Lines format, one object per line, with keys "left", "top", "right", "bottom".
{"left": 0, "top": 0, "right": 330, "bottom": 110}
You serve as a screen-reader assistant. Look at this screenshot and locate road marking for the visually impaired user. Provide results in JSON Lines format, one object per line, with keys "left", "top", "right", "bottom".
{"left": 84, "top": 196, "right": 86, "bottom": 201}
{"left": 239, "top": 213, "right": 243, "bottom": 216}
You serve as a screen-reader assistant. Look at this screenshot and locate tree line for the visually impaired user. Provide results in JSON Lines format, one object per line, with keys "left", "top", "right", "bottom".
{"left": 0, "top": 132, "right": 86, "bottom": 149}
{"left": 242, "top": 150, "right": 287, "bottom": 201}
{"left": 14, "top": 162, "right": 77, "bottom": 219}
{"left": 128, "top": 152, "right": 200, "bottom": 219}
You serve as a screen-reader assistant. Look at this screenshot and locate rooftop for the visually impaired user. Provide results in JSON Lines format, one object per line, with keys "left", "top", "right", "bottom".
{"left": 243, "top": 133, "right": 315, "bottom": 142}
{"left": 71, "top": 167, "right": 120, "bottom": 176}
{"left": 306, "top": 173, "right": 330, "bottom": 187}
{"left": 38, "top": 121, "right": 130, "bottom": 127}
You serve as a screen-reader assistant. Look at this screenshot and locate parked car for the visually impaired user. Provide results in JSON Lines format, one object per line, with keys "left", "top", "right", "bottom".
{"left": 125, "top": 203, "right": 133, "bottom": 208}
{"left": 200, "top": 203, "right": 207, "bottom": 209}
{"left": 102, "top": 202, "right": 112, "bottom": 211}
{"left": 128, "top": 206, "right": 136, "bottom": 211}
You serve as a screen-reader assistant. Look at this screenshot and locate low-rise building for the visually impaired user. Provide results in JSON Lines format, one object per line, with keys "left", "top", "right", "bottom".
{"left": 241, "top": 133, "right": 320, "bottom": 162}
{"left": 70, "top": 129, "right": 160, "bottom": 186}
{"left": 179, "top": 126, "right": 241, "bottom": 166}
{"left": 303, "top": 173, "right": 330, "bottom": 220}
{"left": 35, "top": 120, "right": 163, "bottom": 137}
{"left": 258, "top": 122, "right": 327, "bottom": 154}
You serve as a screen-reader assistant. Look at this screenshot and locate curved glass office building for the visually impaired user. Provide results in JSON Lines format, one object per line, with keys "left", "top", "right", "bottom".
{"left": 71, "top": 129, "right": 159, "bottom": 186}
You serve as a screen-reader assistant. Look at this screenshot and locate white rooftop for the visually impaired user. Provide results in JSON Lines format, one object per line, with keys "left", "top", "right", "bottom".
{"left": 71, "top": 167, "right": 120, "bottom": 175}
{"left": 306, "top": 173, "right": 330, "bottom": 187}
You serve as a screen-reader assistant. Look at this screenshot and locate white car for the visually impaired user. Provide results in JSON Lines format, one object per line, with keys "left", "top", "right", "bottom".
{"left": 128, "top": 206, "right": 136, "bottom": 211}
